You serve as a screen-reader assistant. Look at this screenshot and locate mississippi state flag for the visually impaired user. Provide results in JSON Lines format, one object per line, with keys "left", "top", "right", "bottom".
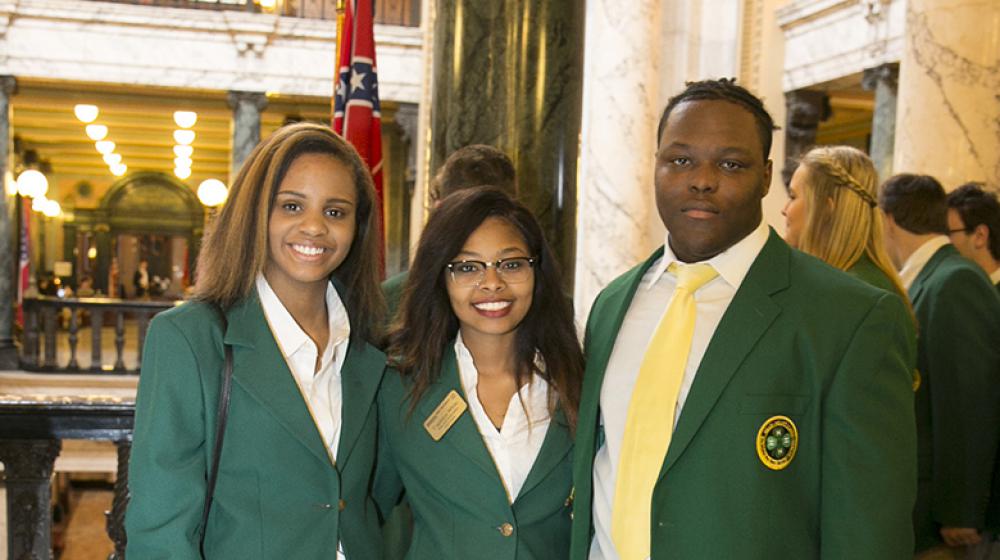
{"left": 333, "top": 0, "right": 384, "bottom": 266}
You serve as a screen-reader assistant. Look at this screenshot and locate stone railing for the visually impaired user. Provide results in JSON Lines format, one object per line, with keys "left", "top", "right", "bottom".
{"left": 84, "top": 0, "right": 421, "bottom": 25}
{"left": 20, "top": 297, "right": 180, "bottom": 374}
{"left": 0, "top": 394, "right": 134, "bottom": 559}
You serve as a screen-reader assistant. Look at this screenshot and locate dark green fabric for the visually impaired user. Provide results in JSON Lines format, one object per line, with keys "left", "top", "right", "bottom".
{"left": 382, "top": 270, "right": 409, "bottom": 325}
{"left": 126, "top": 289, "right": 387, "bottom": 560}
{"left": 909, "top": 245, "right": 1000, "bottom": 552}
{"left": 570, "top": 230, "right": 918, "bottom": 559}
{"left": 375, "top": 347, "right": 573, "bottom": 559}
{"left": 847, "top": 253, "right": 898, "bottom": 295}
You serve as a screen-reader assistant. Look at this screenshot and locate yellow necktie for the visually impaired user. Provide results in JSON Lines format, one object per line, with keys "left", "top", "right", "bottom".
{"left": 611, "top": 262, "right": 718, "bottom": 560}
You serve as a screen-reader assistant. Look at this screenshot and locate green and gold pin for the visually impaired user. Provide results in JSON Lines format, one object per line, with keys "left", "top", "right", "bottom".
{"left": 756, "top": 415, "right": 798, "bottom": 470}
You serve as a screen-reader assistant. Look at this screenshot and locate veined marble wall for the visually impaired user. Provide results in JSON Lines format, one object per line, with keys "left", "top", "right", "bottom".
{"left": 894, "top": 0, "right": 1000, "bottom": 188}
{"left": 0, "top": 0, "right": 422, "bottom": 102}
{"left": 573, "top": 0, "right": 740, "bottom": 326}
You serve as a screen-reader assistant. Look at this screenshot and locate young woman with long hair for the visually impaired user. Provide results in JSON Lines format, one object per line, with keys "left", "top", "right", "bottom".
{"left": 126, "top": 122, "right": 386, "bottom": 559}
{"left": 783, "top": 145, "right": 909, "bottom": 301}
{"left": 375, "top": 187, "right": 583, "bottom": 559}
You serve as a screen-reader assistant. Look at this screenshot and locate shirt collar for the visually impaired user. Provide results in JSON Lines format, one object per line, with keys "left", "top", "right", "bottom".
{"left": 454, "top": 333, "right": 548, "bottom": 403}
{"left": 256, "top": 274, "right": 351, "bottom": 366}
{"left": 898, "top": 236, "right": 951, "bottom": 290}
{"left": 989, "top": 267, "right": 1000, "bottom": 285}
{"left": 647, "top": 219, "right": 770, "bottom": 291}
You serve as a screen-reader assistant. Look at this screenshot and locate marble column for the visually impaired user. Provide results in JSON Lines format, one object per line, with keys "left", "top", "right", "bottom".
{"left": 862, "top": 63, "right": 899, "bottom": 183}
{"left": 0, "top": 439, "right": 61, "bottom": 559}
{"left": 894, "top": 0, "right": 1000, "bottom": 189}
{"left": 574, "top": 2, "right": 664, "bottom": 326}
{"left": 782, "top": 89, "right": 828, "bottom": 185}
{"left": 428, "top": 0, "right": 585, "bottom": 290}
{"left": 227, "top": 91, "right": 268, "bottom": 182}
{"left": 0, "top": 75, "right": 17, "bottom": 370}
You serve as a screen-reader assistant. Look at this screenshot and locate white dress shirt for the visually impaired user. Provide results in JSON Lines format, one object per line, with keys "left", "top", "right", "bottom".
{"left": 256, "top": 275, "right": 350, "bottom": 560}
{"left": 898, "top": 236, "right": 951, "bottom": 290}
{"left": 455, "top": 334, "right": 551, "bottom": 504}
{"left": 589, "top": 220, "right": 770, "bottom": 560}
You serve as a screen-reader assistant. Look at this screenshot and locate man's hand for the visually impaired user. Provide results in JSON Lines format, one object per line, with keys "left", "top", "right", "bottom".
{"left": 940, "top": 527, "right": 982, "bottom": 547}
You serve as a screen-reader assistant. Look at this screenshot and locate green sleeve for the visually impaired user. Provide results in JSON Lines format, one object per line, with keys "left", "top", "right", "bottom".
{"left": 821, "top": 292, "right": 918, "bottom": 557}
{"left": 125, "top": 315, "right": 208, "bottom": 560}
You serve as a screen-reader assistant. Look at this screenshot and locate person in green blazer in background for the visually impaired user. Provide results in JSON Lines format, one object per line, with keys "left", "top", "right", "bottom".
{"left": 946, "top": 182, "right": 1000, "bottom": 293}
{"left": 126, "top": 123, "right": 388, "bottom": 559}
{"left": 376, "top": 187, "right": 583, "bottom": 559}
{"left": 382, "top": 145, "right": 516, "bottom": 320}
{"left": 783, "top": 145, "right": 914, "bottom": 305}
{"left": 880, "top": 174, "right": 1000, "bottom": 558}
{"left": 571, "top": 79, "right": 918, "bottom": 559}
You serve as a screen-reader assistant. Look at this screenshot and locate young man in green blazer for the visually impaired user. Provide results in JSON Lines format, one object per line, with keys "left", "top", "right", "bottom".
{"left": 571, "top": 79, "right": 918, "bottom": 559}
{"left": 946, "top": 182, "right": 1000, "bottom": 292}
{"left": 881, "top": 174, "right": 1000, "bottom": 556}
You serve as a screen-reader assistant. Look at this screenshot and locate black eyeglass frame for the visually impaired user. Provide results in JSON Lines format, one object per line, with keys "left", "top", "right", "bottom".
{"left": 445, "top": 256, "right": 538, "bottom": 285}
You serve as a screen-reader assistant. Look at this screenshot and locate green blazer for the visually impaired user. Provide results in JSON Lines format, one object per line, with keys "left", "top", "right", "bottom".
{"left": 909, "top": 244, "right": 1000, "bottom": 551}
{"left": 381, "top": 270, "right": 408, "bottom": 324}
{"left": 126, "top": 288, "right": 387, "bottom": 559}
{"left": 375, "top": 347, "right": 574, "bottom": 559}
{"left": 847, "top": 253, "right": 899, "bottom": 296}
{"left": 570, "top": 230, "right": 918, "bottom": 559}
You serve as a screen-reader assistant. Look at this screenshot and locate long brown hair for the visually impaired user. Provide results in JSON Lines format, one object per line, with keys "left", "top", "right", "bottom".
{"left": 388, "top": 187, "right": 583, "bottom": 429}
{"left": 195, "top": 122, "right": 385, "bottom": 341}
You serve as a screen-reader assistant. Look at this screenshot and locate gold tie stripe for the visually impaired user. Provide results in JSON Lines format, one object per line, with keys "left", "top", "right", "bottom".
{"left": 611, "top": 262, "right": 719, "bottom": 560}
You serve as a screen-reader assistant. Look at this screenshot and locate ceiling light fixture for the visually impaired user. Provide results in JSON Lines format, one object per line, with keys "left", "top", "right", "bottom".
{"left": 95, "top": 140, "right": 116, "bottom": 154}
{"left": 103, "top": 153, "right": 122, "bottom": 166}
{"left": 173, "top": 129, "right": 195, "bottom": 145}
{"left": 110, "top": 163, "right": 128, "bottom": 176}
{"left": 74, "top": 104, "right": 99, "bottom": 123}
{"left": 16, "top": 169, "right": 49, "bottom": 198}
{"left": 85, "top": 124, "right": 108, "bottom": 141}
{"left": 174, "top": 167, "right": 192, "bottom": 180}
{"left": 173, "top": 111, "right": 198, "bottom": 129}
{"left": 198, "top": 179, "right": 229, "bottom": 207}
{"left": 173, "top": 145, "right": 194, "bottom": 158}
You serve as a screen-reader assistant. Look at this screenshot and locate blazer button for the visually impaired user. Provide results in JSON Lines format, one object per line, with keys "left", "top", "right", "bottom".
{"left": 498, "top": 523, "right": 514, "bottom": 537}
{"left": 339, "top": 499, "right": 346, "bottom": 511}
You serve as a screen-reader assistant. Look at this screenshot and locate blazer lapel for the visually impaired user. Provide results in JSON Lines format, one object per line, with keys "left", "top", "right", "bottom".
{"left": 517, "top": 406, "right": 573, "bottom": 501}
{"left": 224, "top": 293, "right": 332, "bottom": 467}
{"left": 578, "top": 249, "right": 665, "bottom": 458}
{"left": 908, "top": 245, "right": 951, "bottom": 305}
{"left": 336, "top": 339, "right": 385, "bottom": 469}
{"left": 414, "top": 347, "right": 504, "bottom": 483}
{"left": 658, "top": 231, "right": 787, "bottom": 480}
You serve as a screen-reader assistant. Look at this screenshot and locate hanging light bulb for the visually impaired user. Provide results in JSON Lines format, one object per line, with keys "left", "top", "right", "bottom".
{"left": 95, "top": 140, "right": 116, "bottom": 154}
{"left": 173, "top": 145, "right": 194, "bottom": 158}
{"left": 32, "top": 195, "right": 48, "bottom": 212}
{"left": 103, "top": 153, "right": 122, "bottom": 166}
{"left": 74, "top": 104, "right": 99, "bottom": 123}
{"left": 110, "top": 163, "right": 128, "bottom": 176}
{"left": 173, "top": 130, "right": 195, "bottom": 145}
{"left": 85, "top": 124, "right": 108, "bottom": 141}
{"left": 42, "top": 199, "right": 61, "bottom": 218}
{"left": 174, "top": 156, "right": 193, "bottom": 169}
{"left": 16, "top": 169, "right": 49, "bottom": 198}
{"left": 174, "top": 167, "right": 192, "bottom": 180}
{"left": 173, "top": 111, "right": 198, "bottom": 129}
{"left": 198, "top": 179, "right": 229, "bottom": 207}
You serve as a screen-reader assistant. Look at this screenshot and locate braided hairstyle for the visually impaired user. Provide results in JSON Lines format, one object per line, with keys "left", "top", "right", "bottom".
{"left": 657, "top": 78, "right": 777, "bottom": 159}
{"left": 796, "top": 145, "right": 909, "bottom": 304}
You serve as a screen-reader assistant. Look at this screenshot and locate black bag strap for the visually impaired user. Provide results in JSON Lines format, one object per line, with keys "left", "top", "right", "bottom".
{"left": 199, "top": 304, "right": 234, "bottom": 556}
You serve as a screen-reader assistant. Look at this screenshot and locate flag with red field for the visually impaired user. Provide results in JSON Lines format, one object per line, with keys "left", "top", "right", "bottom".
{"left": 16, "top": 201, "right": 31, "bottom": 326}
{"left": 333, "top": 0, "right": 384, "bottom": 268}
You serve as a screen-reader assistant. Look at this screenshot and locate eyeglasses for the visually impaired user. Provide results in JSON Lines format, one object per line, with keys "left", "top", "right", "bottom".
{"left": 446, "top": 257, "right": 537, "bottom": 287}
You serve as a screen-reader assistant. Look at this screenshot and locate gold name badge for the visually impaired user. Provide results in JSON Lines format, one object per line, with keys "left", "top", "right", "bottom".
{"left": 423, "top": 390, "right": 468, "bottom": 441}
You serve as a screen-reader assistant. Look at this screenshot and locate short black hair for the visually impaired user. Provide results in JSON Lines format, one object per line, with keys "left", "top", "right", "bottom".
{"left": 430, "top": 144, "right": 516, "bottom": 201}
{"left": 657, "top": 78, "right": 776, "bottom": 160}
{"left": 878, "top": 173, "right": 948, "bottom": 234}
{"left": 947, "top": 182, "right": 1000, "bottom": 260}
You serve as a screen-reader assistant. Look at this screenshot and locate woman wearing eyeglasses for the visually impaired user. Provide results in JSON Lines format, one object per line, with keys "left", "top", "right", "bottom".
{"left": 374, "top": 187, "right": 583, "bottom": 559}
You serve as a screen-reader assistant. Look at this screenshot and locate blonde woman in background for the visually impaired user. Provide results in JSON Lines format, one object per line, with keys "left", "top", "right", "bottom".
{"left": 783, "top": 145, "right": 909, "bottom": 302}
